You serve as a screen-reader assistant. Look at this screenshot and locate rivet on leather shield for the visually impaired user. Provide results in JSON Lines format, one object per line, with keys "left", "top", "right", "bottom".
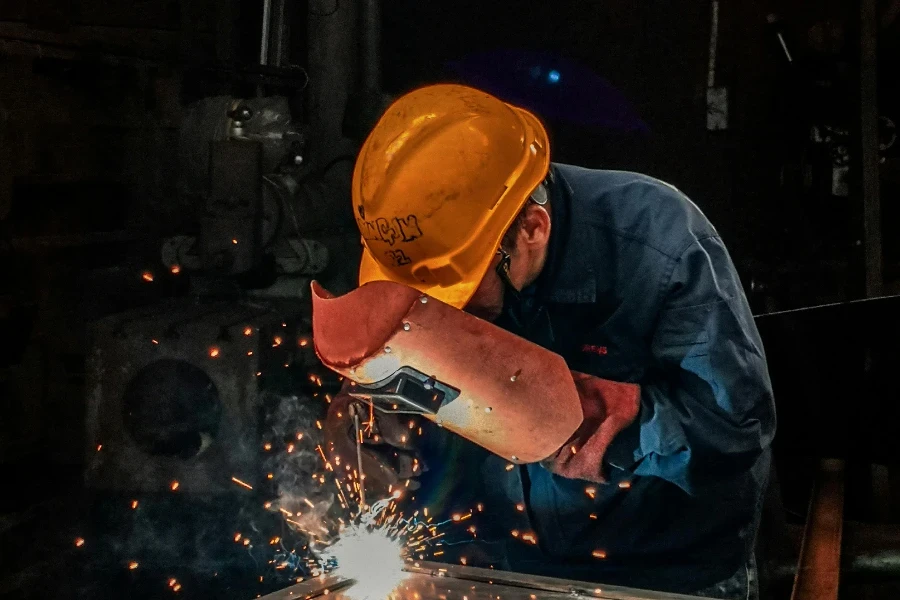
{"left": 311, "top": 280, "right": 583, "bottom": 464}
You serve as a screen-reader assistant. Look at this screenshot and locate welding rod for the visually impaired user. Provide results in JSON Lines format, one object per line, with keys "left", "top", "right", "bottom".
{"left": 352, "top": 407, "right": 367, "bottom": 511}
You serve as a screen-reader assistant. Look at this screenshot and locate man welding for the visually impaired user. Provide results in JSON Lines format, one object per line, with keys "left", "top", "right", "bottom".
{"left": 316, "top": 84, "right": 776, "bottom": 600}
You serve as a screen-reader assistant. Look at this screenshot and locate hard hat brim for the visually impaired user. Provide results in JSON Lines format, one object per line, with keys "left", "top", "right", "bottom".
{"left": 358, "top": 245, "right": 489, "bottom": 310}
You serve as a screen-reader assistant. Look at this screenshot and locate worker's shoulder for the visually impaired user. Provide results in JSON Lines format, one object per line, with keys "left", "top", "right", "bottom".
{"left": 554, "top": 163, "right": 718, "bottom": 259}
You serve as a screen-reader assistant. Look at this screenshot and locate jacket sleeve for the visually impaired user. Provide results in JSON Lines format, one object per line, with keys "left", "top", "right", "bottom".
{"left": 604, "top": 235, "right": 776, "bottom": 493}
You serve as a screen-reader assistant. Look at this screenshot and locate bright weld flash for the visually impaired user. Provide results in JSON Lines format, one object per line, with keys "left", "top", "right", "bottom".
{"left": 321, "top": 524, "right": 407, "bottom": 600}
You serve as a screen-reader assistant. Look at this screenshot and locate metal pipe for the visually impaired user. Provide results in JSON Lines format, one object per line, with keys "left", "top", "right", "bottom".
{"left": 260, "top": 0, "right": 272, "bottom": 66}
{"left": 360, "top": 0, "right": 381, "bottom": 93}
{"left": 789, "top": 459, "right": 844, "bottom": 600}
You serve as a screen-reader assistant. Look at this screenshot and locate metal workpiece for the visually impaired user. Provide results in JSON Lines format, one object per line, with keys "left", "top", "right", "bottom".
{"left": 258, "top": 561, "right": 715, "bottom": 600}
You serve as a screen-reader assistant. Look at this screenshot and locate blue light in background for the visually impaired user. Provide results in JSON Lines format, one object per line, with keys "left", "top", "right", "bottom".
{"left": 547, "top": 70, "right": 561, "bottom": 84}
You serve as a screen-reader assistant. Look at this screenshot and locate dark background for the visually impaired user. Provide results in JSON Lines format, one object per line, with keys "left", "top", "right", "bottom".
{"left": 1, "top": 0, "right": 899, "bottom": 598}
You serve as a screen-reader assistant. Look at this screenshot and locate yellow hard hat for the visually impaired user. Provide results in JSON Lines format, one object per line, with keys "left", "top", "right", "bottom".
{"left": 352, "top": 84, "right": 550, "bottom": 308}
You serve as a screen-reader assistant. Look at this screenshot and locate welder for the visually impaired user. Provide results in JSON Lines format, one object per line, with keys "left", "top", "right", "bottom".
{"left": 320, "top": 84, "right": 776, "bottom": 600}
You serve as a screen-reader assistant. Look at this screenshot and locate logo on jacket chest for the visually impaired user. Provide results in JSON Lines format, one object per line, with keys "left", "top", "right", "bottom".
{"left": 581, "top": 344, "right": 608, "bottom": 356}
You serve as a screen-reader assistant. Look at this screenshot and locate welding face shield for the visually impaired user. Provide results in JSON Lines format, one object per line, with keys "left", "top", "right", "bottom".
{"left": 310, "top": 280, "right": 582, "bottom": 464}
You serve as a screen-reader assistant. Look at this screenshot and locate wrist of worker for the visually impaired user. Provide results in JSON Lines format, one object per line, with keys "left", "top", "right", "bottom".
{"left": 541, "top": 372, "right": 641, "bottom": 483}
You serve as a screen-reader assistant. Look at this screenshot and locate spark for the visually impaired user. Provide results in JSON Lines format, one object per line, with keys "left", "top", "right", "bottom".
{"left": 316, "top": 522, "right": 407, "bottom": 600}
{"left": 273, "top": 336, "right": 283, "bottom": 347}
{"left": 75, "top": 538, "right": 85, "bottom": 547}
{"left": 131, "top": 500, "right": 139, "bottom": 509}
{"left": 279, "top": 508, "right": 293, "bottom": 517}
{"left": 592, "top": 550, "right": 607, "bottom": 559}
{"left": 247, "top": 351, "right": 253, "bottom": 356}
{"left": 296, "top": 433, "right": 304, "bottom": 441}
{"left": 505, "top": 463, "right": 514, "bottom": 471}
{"left": 152, "top": 339, "right": 159, "bottom": 345}
{"left": 232, "top": 239, "right": 238, "bottom": 245}
{"left": 515, "top": 504, "right": 525, "bottom": 512}
{"left": 209, "top": 347, "right": 220, "bottom": 358}
{"left": 618, "top": 481, "right": 632, "bottom": 489}
{"left": 170, "top": 481, "right": 179, "bottom": 491}
{"left": 234, "top": 533, "right": 242, "bottom": 542}
{"left": 142, "top": 272, "right": 154, "bottom": 282}
{"left": 570, "top": 446, "right": 578, "bottom": 455}
{"left": 264, "top": 442, "right": 272, "bottom": 451}
{"left": 299, "top": 338, "right": 309, "bottom": 347}
{"left": 244, "top": 327, "right": 253, "bottom": 336}
{"left": 231, "top": 476, "right": 253, "bottom": 490}
{"left": 521, "top": 532, "right": 537, "bottom": 545}
{"left": 171, "top": 265, "right": 181, "bottom": 274}
{"left": 96, "top": 444, "right": 102, "bottom": 452}
{"left": 304, "top": 498, "right": 315, "bottom": 508}
{"left": 129, "top": 561, "right": 139, "bottom": 570}
{"left": 585, "top": 486, "right": 596, "bottom": 499}
{"left": 287, "top": 443, "right": 295, "bottom": 453}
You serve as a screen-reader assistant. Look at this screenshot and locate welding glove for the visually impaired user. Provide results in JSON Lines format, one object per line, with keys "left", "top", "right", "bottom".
{"left": 540, "top": 371, "right": 640, "bottom": 483}
{"left": 324, "top": 384, "right": 427, "bottom": 498}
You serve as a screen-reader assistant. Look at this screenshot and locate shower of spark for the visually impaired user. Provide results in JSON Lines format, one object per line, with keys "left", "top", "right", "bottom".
{"left": 317, "top": 521, "right": 407, "bottom": 600}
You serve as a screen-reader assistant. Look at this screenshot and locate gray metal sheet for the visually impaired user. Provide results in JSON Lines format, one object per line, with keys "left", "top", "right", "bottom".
{"left": 259, "top": 561, "right": 714, "bottom": 600}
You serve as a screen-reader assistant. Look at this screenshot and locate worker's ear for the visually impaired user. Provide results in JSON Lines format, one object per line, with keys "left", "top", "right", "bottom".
{"left": 517, "top": 202, "right": 551, "bottom": 251}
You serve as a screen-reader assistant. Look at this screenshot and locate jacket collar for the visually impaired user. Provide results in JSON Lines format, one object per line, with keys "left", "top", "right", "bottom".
{"left": 536, "top": 164, "right": 597, "bottom": 304}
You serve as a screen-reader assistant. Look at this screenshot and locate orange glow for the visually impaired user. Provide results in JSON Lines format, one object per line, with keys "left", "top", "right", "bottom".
{"left": 585, "top": 486, "right": 596, "bottom": 499}
{"left": 296, "top": 433, "right": 303, "bottom": 440}
{"left": 505, "top": 463, "right": 514, "bottom": 471}
{"left": 243, "top": 539, "right": 250, "bottom": 546}
{"left": 247, "top": 351, "right": 253, "bottom": 356}
{"left": 451, "top": 514, "right": 461, "bottom": 522}
{"left": 234, "top": 533, "right": 242, "bottom": 542}
{"left": 131, "top": 500, "right": 138, "bottom": 509}
{"left": 460, "top": 557, "right": 467, "bottom": 565}
{"left": 75, "top": 538, "right": 85, "bottom": 547}
{"left": 618, "top": 481, "right": 632, "bottom": 489}
{"left": 273, "top": 336, "right": 283, "bottom": 347}
{"left": 570, "top": 446, "right": 578, "bottom": 455}
{"left": 244, "top": 327, "right": 253, "bottom": 336}
{"left": 589, "top": 513, "right": 598, "bottom": 520}
{"left": 521, "top": 532, "right": 537, "bottom": 545}
{"left": 264, "top": 442, "right": 272, "bottom": 451}
{"left": 96, "top": 444, "right": 102, "bottom": 452}
{"left": 267, "top": 473, "right": 274, "bottom": 479}
{"left": 152, "top": 339, "right": 159, "bottom": 345}
{"left": 592, "top": 550, "right": 607, "bottom": 559}
{"left": 477, "top": 503, "right": 484, "bottom": 512}
{"left": 232, "top": 239, "right": 238, "bottom": 245}
{"left": 287, "top": 443, "right": 295, "bottom": 453}
{"left": 170, "top": 481, "right": 179, "bottom": 491}
{"left": 515, "top": 503, "right": 525, "bottom": 512}
{"left": 171, "top": 265, "right": 181, "bottom": 274}
{"left": 129, "top": 561, "right": 139, "bottom": 570}
{"left": 141, "top": 272, "right": 154, "bottom": 282}
{"left": 511, "top": 530, "right": 519, "bottom": 537}
{"left": 173, "top": 584, "right": 182, "bottom": 592}
{"left": 231, "top": 476, "right": 253, "bottom": 490}
{"left": 209, "top": 347, "right": 220, "bottom": 358}
{"left": 298, "top": 338, "right": 309, "bottom": 347}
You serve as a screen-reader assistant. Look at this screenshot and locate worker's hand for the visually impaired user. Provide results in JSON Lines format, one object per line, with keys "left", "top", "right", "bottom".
{"left": 323, "top": 386, "right": 426, "bottom": 501}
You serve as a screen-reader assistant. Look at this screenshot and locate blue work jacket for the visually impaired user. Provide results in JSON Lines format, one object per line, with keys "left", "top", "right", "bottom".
{"left": 417, "top": 163, "right": 776, "bottom": 595}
